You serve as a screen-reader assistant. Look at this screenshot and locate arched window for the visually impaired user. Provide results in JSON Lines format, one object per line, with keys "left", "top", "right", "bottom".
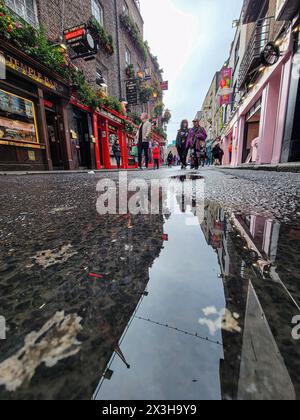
{"left": 5, "top": 0, "right": 38, "bottom": 27}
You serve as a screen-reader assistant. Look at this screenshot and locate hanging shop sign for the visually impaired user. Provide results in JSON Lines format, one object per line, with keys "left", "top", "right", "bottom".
{"left": 260, "top": 42, "right": 281, "bottom": 67}
{"left": 126, "top": 80, "right": 138, "bottom": 106}
{"left": 108, "top": 125, "right": 118, "bottom": 133}
{"left": 218, "top": 67, "right": 233, "bottom": 105}
{"left": 160, "top": 81, "right": 169, "bottom": 91}
{"left": 44, "top": 99, "right": 54, "bottom": 109}
{"left": 64, "top": 24, "right": 97, "bottom": 59}
{"left": 0, "top": 49, "right": 60, "bottom": 91}
{"left": 144, "top": 68, "right": 152, "bottom": 81}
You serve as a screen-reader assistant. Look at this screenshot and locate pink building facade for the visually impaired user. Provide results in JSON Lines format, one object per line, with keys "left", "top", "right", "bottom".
{"left": 224, "top": 28, "right": 295, "bottom": 167}
{"left": 221, "top": 0, "right": 300, "bottom": 167}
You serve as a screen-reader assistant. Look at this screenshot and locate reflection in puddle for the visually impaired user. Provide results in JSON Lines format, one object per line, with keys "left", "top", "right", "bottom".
{"left": 199, "top": 307, "right": 242, "bottom": 336}
{"left": 0, "top": 312, "right": 82, "bottom": 392}
{"left": 1, "top": 175, "right": 300, "bottom": 400}
{"left": 30, "top": 244, "right": 78, "bottom": 269}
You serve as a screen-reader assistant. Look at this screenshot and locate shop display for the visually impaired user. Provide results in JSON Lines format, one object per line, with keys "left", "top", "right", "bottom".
{"left": 0, "top": 89, "right": 38, "bottom": 144}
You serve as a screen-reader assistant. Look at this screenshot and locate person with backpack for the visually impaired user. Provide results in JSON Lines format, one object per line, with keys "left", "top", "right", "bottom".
{"left": 176, "top": 120, "right": 189, "bottom": 169}
{"left": 186, "top": 119, "right": 207, "bottom": 170}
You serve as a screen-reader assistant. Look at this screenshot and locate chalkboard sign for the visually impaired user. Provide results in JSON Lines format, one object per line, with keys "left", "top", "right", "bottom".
{"left": 126, "top": 80, "right": 138, "bottom": 106}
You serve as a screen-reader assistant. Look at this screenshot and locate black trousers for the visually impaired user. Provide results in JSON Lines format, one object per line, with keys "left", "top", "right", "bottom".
{"left": 138, "top": 142, "right": 149, "bottom": 168}
{"left": 177, "top": 146, "right": 188, "bottom": 166}
{"left": 154, "top": 159, "right": 160, "bottom": 169}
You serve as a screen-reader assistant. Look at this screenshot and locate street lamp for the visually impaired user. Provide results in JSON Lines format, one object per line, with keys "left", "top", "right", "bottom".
{"left": 137, "top": 70, "right": 144, "bottom": 80}
{"left": 152, "top": 91, "right": 158, "bottom": 100}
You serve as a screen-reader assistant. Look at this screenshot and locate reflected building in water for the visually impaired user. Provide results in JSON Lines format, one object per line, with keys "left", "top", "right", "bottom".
{"left": 201, "top": 202, "right": 300, "bottom": 400}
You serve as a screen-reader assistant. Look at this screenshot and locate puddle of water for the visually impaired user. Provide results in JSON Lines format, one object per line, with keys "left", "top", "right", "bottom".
{"left": 92, "top": 180, "right": 300, "bottom": 401}
{"left": 0, "top": 175, "right": 300, "bottom": 400}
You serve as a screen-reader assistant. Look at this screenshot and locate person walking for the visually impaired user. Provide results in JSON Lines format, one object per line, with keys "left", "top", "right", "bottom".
{"left": 136, "top": 113, "right": 152, "bottom": 170}
{"left": 131, "top": 144, "right": 139, "bottom": 165}
{"left": 186, "top": 119, "right": 207, "bottom": 170}
{"left": 152, "top": 143, "right": 160, "bottom": 170}
{"left": 199, "top": 145, "right": 206, "bottom": 167}
{"left": 112, "top": 139, "right": 122, "bottom": 169}
{"left": 229, "top": 141, "right": 233, "bottom": 163}
{"left": 176, "top": 120, "right": 189, "bottom": 169}
{"left": 206, "top": 141, "right": 213, "bottom": 166}
{"left": 167, "top": 151, "right": 174, "bottom": 167}
{"left": 212, "top": 142, "right": 224, "bottom": 166}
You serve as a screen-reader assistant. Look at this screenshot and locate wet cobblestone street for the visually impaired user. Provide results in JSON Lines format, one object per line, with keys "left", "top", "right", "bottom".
{"left": 0, "top": 167, "right": 300, "bottom": 400}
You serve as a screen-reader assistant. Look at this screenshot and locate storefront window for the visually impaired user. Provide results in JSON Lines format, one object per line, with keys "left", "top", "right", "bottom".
{"left": 0, "top": 89, "right": 38, "bottom": 145}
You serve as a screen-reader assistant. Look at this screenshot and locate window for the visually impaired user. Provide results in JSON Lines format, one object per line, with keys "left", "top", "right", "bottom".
{"left": 5, "top": 0, "right": 38, "bottom": 27}
{"left": 91, "top": 0, "right": 104, "bottom": 26}
{"left": 234, "top": 35, "right": 240, "bottom": 66}
{"left": 123, "top": 2, "right": 129, "bottom": 16}
{"left": 96, "top": 70, "right": 107, "bottom": 87}
{"left": 125, "top": 47, "right": 131, "bottom": 66}
{"left": 231, "top": 82, "right": 237, "bottom": 112}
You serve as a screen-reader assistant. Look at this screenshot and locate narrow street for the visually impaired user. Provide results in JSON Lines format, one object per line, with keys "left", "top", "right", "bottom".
{"left": 0, "top": 167, "right": 299, "bottom": 400}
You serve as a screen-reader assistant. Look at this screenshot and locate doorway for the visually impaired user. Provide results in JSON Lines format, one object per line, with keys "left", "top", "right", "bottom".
{"left": 46, "top": 109, "right": 64, "bottom": 169}
{"left": 288, "top": 80, "right": 300, "bottom": 162}
{"left": 74, "top": 110, "right": 91, "bottom": 168}
{"left": 98, "top": 127, "right": 104, "bottom": 167}
{"left": 242, "top": 99, "right": 262, "bottom": 163}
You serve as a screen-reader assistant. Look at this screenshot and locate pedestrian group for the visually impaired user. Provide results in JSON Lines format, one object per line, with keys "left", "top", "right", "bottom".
{"left": 131, "top": 113, "right": 225, "bottom": 170}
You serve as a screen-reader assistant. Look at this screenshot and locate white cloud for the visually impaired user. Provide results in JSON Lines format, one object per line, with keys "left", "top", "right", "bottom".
{"left": 141, "top": 0, "right": 199, "bottom": 87}
{"left": 140, "top": 0, "right": 244, "bottom": 142}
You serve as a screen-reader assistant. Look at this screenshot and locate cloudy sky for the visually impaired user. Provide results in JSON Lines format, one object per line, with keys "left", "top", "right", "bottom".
{"left": 140, "top": 0, "right": 243, "bottom": 143}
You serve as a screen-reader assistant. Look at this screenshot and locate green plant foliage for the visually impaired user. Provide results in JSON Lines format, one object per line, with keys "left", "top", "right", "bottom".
{"left": 124, "top": 122, "right": 137, "bottom": 135}
{"left": 88, "top": 17, "right": 114, "bottom": 56}
{"left": 139, "top": 84, "right": 154, "bottom": 104}
{"left": 120, "top": 12, "right": 148, "bottom": 62}
{"left": 127, "top": 112, "right": 141, "bottom": 126}
{"left": 98, "top": 95, "right": 123, "bottom": 114}
{"left": 162, "top": 109, "right": 172, "bottom": 124}
{"left": 153, "top": 102, "right": 165, "bottom": 118}
{"left": 153, "top": 126, "right": 167, "bottom": 140}
{"left": 0, "top": 1, "right": 122, "bottom": 112}
{"left": 152, "top": 79, "right": 163, "bottom": 101}
{"left": 125, "top": 64, "right": 135, "bottom": 78}
{"left": 151, "top": 54, "right": 164, "bottom": 74}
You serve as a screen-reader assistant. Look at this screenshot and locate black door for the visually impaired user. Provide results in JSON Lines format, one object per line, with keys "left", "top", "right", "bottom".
{"left": 75, "top": 115, "right": 91, "bottom": 168}
{"left": 289, "top": 82, "right": 300, "bottom": 162}
{"left": 98, "top": 127, "right": 104, "bottom": 166}
{"left": 46, "top": 110, "right": 64, "bottom": 169}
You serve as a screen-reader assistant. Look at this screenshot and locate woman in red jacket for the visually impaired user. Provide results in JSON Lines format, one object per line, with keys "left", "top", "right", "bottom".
{"left": 152, "top": 143, "right": 160, "bottom": 170}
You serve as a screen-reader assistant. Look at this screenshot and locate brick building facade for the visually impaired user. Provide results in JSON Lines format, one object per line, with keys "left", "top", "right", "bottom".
{"left": 5, "top": 0, "right": 162, "bottom": 110}
{"left": 35, "top": 0, "right": 162, "bottom": 115}
{"left": 0, "top": 0, "right": 166, "bottom": 171}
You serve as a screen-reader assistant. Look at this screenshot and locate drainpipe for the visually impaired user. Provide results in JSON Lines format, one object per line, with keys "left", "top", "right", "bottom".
{"left": 114, "top": 0, "right": 123, "bottom": 99}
